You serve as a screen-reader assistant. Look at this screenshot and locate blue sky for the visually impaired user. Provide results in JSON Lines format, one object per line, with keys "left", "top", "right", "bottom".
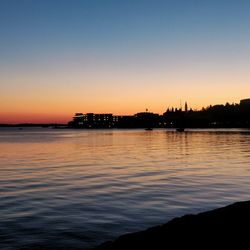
{"left": 1, "top": 0, "right": 250, "bottom": 122}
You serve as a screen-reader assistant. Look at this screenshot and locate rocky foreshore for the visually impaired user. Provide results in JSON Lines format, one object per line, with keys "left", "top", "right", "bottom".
{"left": 96, "top": 201, "right": 250, "bottom": 249}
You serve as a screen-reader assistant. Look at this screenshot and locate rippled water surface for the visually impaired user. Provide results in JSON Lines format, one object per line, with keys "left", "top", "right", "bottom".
{"left": 1, "top": 128, "right": 250, "bottom": 249}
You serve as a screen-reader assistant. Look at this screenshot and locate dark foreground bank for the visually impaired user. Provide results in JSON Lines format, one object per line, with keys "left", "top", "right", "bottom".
{"left": 96, "top": 201, "right": 250, "bottom": 249}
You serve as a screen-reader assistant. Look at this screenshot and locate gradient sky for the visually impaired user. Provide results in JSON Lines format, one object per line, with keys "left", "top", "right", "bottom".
{"left": 1, "top": 0, "right": 250, "bottom": 123}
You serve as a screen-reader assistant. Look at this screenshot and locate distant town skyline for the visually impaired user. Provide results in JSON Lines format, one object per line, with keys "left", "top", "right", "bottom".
{"left": 1, "top": 98, "right": 249, "bottom": 124}
{"left": 1, "top": 0, "right": 250, "bottom": 123}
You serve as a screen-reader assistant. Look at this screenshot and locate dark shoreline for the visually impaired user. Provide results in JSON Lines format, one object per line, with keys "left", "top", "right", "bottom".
{"left": 96, "top": 201, "right": 250, "bottom": 249}
{"left": 1, "top": 124, "right": 250, "bottom": 129}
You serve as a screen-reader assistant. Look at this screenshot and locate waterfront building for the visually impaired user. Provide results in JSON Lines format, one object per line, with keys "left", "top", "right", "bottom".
{"left": 69, "top": 113, "right": 113, "bottom": 128}
{"left": 240, "top": 99, "right": 250, "bottom": 106}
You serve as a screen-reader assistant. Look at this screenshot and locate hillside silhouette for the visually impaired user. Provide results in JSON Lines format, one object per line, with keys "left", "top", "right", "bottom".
{"left": 68, "top": 99, "right": 250, "bottom": 129}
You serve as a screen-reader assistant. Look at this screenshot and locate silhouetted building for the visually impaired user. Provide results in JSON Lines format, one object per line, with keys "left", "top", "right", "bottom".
{"left": 71, "top": 113, "right": 85, "bottom": 126}
{"left": 240, "top": 99, "right": 250, "bottom": 106}
{"left": 69, "top": 113, "right": 113, "bottom": 128}
{"left": 68, "top": 100, "right": 250, "bottom": 129}
{"left": 113, "top": 115, "right": 136, "bottom": 128}
{"left": 135, "top": 111, "right": 160, "bottom": 128}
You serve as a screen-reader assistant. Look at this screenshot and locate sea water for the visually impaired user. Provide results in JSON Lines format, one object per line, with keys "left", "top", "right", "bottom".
{"left": 1, "top": 128, "right": 250, "bottom": 249}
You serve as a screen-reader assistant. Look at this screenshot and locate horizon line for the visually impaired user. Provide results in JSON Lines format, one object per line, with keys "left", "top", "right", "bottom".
{"left": 1, "top": 99, "right": 249, "bottom": 125}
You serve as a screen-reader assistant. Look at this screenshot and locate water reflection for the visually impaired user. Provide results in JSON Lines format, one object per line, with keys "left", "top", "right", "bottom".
{"left": 0, "top": 128, "right": 250, "bottom": 249}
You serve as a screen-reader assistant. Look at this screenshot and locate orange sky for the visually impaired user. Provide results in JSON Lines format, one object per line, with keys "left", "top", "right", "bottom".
{"left": 1, "top": 64, "right": 250, "bottom": 123}
{"left": 1, "top": 0, "right": 250, "bottom": 124}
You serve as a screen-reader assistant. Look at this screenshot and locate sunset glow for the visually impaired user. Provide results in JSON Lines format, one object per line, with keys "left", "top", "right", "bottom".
{"left": 1, "top": 0, "right": 250, "bottom": 123}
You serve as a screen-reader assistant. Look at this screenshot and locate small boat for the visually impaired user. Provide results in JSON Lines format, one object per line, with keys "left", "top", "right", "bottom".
{"left": 145, "top": 128, "right": 153, "bottom": 131}
{"left": 176, "top": 127, "right": 185, "bottom": 132}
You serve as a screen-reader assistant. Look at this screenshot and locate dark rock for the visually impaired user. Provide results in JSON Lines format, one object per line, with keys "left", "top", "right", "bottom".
{"left": 96, "top": 201, "right": 250, "bottom": 249}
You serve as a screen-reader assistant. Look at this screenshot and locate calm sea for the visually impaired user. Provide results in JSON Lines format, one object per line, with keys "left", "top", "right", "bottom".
{"left": 1, "top": 128, "right": 250, "bottom": 249}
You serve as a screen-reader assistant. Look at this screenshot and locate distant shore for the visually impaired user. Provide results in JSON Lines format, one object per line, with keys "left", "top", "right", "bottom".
{"left": 1, "top": 124, "right": 250, "bottom": 130}
{"left": 0, "top": 123, "right": 67, "bottom": 128}
{"left": 96, "top": 201, "right": 250, "bottom": 249}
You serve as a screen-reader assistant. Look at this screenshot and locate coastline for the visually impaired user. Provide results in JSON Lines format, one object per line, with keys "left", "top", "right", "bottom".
{"left": 96, "top": 201, "right": 250, "bottom": 249}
